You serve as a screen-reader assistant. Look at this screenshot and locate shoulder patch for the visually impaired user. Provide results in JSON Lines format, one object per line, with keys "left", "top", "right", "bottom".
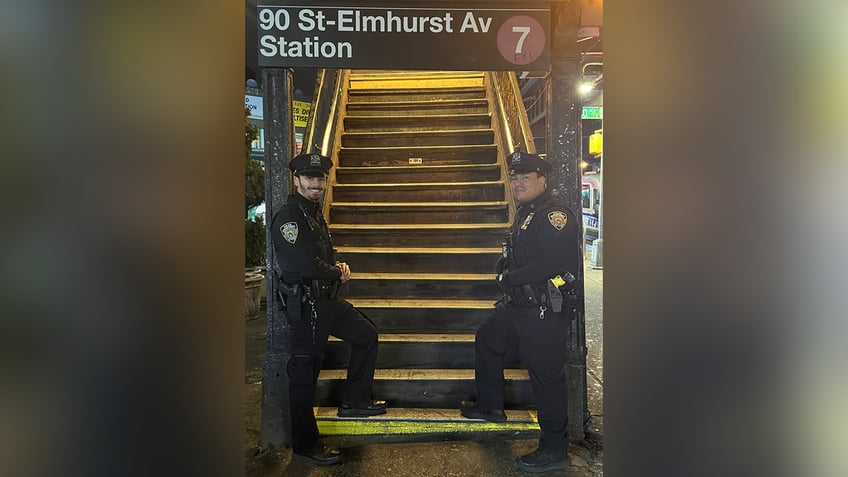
{"left": 548, "top": 210, "right": 567, "bottom": 231}
{"left": 280, "top": 222, "right": 298, "bottom": 244}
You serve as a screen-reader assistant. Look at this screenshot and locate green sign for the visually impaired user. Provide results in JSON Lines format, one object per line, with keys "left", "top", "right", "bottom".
{"left": 582, "top": 106, "right": 603, "bottom": 120}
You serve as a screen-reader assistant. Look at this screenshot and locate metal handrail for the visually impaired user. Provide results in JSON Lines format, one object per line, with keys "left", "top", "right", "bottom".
{"left": 491, "top": 71, "right": 537, "bottom": 155}
{"left": 320, "top": 71, "right": 345, "bottom": 156}
{"left": 301, "top": 69, "right": 341, "bottom": 154}
{"left": 300, "top": 70, "right": 324, "bottom": 154}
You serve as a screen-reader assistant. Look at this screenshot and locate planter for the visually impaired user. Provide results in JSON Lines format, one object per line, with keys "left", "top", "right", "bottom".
{"left": 247, "top": 266, "right": 268, "bottom": 305}
{"left": 245, "top": 272, "right": 264, "bottom": 320}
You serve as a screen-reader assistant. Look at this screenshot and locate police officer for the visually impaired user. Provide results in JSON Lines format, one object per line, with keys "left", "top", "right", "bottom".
{"left": 270, "top": 153, "right": 387, "bottom": 466}
{"left": 459, "top": 151, "right": 580, "bottom": 473}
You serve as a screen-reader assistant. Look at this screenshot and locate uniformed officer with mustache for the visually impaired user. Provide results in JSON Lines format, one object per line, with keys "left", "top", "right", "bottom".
{"left": 460, "top": 151, "right": 580, "bottom": 473}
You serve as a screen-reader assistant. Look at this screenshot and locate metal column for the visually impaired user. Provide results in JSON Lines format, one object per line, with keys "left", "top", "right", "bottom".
{"left": 260, "top": 68, "right": 295, "bottom": 448}
{"left": 547, "top": 0, "right": 588, "bottom": 441}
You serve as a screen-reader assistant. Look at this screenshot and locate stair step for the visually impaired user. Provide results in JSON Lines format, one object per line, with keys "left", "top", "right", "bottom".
{"left": 330, "top": 202, "right": 509, "bottom": 225}
{"left": 338, "top": 144, "right": 497, "bottom": 167}
{"left": 348, "top": 298, "right": 495, "bottom": 308}
{"left": 346, "top": 99, "right": 489, "bottom": 116}
{"left": 349, "top": 69, "right": 483, "bottom": 75}
{"left": 314, "top": 407, "right": 540, "bottom": 436}
{"left": 349, "top": 70, "right": 484, "bottom": 81}
{"left": 338, "top": 246, "right": 500, "bottom": 273}
{"left": 333, "top": 182, "right": 504, "bottom": 202}
{"left": 316, "top": 369, "right": 533, "bottom": 408}
{"left": 336, "top": 164, "right": 501, "bottom": 184}
{"left": 330, "top": 224, "right": 509, "bottom": 248}
{"left": 347, "top": 86, "right": 486, "bottom": 101}
{"left": 344, "top": 272, "right": 498, "bottom": 299}
{"left": 349, "top": 78, "right": 484, "bottom": 89}
{"left": 319, "top": 368, "right": 526, "bottom": 379}
{"left": 346, "top": 298, "right": 494, "bottom": 332}
{"left": 324, "top": 333, "right": 522, "bottom": 369}
{"left": 344, "top": 113, "right": 492, "bottom": 132}
{"left": 341, "top": 129, "right": 494, "bottom": 148}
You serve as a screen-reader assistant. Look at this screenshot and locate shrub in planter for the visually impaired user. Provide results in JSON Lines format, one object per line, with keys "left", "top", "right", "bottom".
{"left": 245, "top": 106, "right": 266, "bottom": 318}
{"left": 245, "top": 106, "right": 265, "bottom": 262}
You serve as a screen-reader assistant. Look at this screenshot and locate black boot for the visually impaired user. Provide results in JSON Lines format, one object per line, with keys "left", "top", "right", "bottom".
{"left": 337, "top": 400, "right": 388, "bottom": 417}
{"left": 292, "top": 442, "right": 342, "bottom": 466}
{"left": 515, "top": 448, "right": 570, "bottom": 473}
{"left": 459, "top": 401, "right": 507, "bottom": 423}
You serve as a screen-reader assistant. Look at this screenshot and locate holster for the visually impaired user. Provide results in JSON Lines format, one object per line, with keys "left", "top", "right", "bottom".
{"left": 274, "top": 271, "right": 305, "bottom": 319}
{"left": 546, "top": 280, "right": 564, "bottom": 313}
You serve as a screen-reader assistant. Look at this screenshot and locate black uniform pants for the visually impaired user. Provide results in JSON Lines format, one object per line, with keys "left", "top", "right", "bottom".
{"left": 287, "top": 295, "right": 378, "bottom": 453}
{"left": 475, "top": 301, "right": 571, "bottom": 456}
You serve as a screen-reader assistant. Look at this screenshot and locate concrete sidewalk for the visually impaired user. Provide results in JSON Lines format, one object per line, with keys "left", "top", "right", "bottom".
{"left": 244, "top": 258, "right": 603, "bottom": 476}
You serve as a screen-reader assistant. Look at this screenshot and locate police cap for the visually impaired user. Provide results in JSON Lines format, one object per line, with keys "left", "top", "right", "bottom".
{"left": 289, "top": 153, "right": 332, "bottom": 177}
{"left": 507, "top": 151, "right": 552, "bottom": 176}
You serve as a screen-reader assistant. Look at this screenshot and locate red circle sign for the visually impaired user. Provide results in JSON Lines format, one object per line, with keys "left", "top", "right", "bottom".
{"left": 497, "top": 15, "right": 546, "bottom": 66}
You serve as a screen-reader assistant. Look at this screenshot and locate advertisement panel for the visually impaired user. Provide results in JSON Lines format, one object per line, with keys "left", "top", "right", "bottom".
{"left": 245, "top": 95, "right": 263, "bottom": 119}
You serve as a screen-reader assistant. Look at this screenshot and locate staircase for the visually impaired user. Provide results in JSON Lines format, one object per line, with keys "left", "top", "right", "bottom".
{"left": 314, "top": 70, "right": 539, "bottom": 434}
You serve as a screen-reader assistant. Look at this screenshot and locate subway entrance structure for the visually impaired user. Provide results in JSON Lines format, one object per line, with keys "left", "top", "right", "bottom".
{"left": 254, "top": 0, "right": 598, "bottom": 446}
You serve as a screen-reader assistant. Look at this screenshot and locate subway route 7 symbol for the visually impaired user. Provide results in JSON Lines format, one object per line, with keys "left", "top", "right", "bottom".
{"left": 496, "top": 15, "right": 545, "bottom": 66}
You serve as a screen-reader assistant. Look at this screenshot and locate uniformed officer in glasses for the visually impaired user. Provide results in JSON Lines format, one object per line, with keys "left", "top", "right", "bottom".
{"left": 460, "top": 151, "right": 581, "bottom": 473}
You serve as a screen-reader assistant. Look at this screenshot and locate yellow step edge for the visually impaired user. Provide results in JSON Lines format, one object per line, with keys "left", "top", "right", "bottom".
{"left": 349, "top": 71, "right": 484, "bottom": 78}
{"left": 334, "top": 181, "right": 502, "bottom": 188}
{"left": 345, "top": 113, "right": 491, "bottom": 119}
{"left": 339, "top": 144, "right": 496, "bottom": 150}
{"left": 349, "top": 78, "right": 484, "bottom": 88}
{"left": 332, "top": 202, "right": 507, "bottom": 207}
{"left": 343, "top": 129, "right": 492, "bottom": 136}
{"left": 329, "top": 333, "right": 475, "bottom": 342}
{"left": 346, "top": 99, "right": 488, "bottom": 105}
{"left": 336, "top": 247, "right": 500, "bottom": 253}
{"left": 351, "top": 272, "right": 495, "bottom": 280}
{"left": 313, "top": 407, "right": 539, "bottom": 435}
{"left": 317, "top": 419, "right": 539, "bottom": 436}
{"left": 318, "top": 369, "right": 528, "bottom": 380}
{"left": 336, "top": 164, "right": 498, "bottom": 172}
{"left": 347, "top": 298, "right": 495, "bottom": 309}
{"left": 330, "top": 224, "right": 508, "bottom": 229}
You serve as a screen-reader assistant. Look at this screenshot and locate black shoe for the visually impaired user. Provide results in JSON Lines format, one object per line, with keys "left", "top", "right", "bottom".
{"left": 515, "top": 448, "right": 570, "bottom": 473}
{"left": 337, "top": 400, "right": 388, "bottom": 417}
{"left": 292, "top": 442, "right": 342, "bottom": 466}
{"left": 459, "top": 400, "right": 507, "bottom": 423}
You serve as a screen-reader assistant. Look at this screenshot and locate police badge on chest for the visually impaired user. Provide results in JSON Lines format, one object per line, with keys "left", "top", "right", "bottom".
{"left": 521, "top": 212, "right": 535, "bottom": 230}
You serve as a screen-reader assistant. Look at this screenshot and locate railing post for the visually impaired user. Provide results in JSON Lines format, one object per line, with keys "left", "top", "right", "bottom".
{"left": 547, "top": 0, "right": 588, "bottom": 441}
{"left": 260, "top": 67, "right": 295, "bottom": 448}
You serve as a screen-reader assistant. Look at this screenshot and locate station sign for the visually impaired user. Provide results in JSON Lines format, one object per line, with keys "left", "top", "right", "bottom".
{"left": 257, "top": 3, "right": 550, "bottom": 70}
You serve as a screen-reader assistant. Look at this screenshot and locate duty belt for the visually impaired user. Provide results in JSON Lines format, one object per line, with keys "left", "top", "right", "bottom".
{"left": 313, "top": 280, "right": 340, "bottom": 298}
